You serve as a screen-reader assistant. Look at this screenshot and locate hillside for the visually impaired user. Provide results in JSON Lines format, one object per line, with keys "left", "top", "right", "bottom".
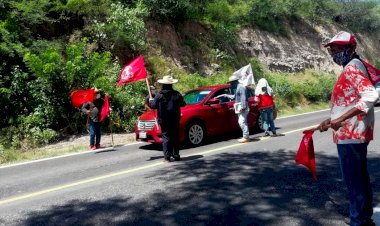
{"left": 146, "top": 19, "right": 380, "bottom": 76}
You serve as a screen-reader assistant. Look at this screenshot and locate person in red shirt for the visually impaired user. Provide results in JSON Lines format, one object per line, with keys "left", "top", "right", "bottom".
{"left": 318, "top": 31, "right": 378, "bottom": 226}
{"left": 255, "top": 86, "right": 277, "bottom": 137}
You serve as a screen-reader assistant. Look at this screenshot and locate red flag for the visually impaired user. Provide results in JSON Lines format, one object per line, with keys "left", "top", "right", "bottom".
{"left": 295, "top": 130, "right": 317, "bottom": 180}
{"left": 100, "top": 95, "right": 110, "bottom": 122}
{"left": 70, "top": 89, "right": 95, "bottom": 109}
{"left": 117, "top": 55, "right": 147, "bottom": 87}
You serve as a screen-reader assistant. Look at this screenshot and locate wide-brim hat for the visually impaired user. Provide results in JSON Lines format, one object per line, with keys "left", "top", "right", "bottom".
{"left": 228, "top": 75, "right": 239, "bottom": 82}
{"left": 324, "top": 31, "right": 357, "bottom": 48}
{"left": 93, "top": 87, "right": 102, "bottom": 93}
{"left": 158, "top": 75, "right": 178, "bottom": 84}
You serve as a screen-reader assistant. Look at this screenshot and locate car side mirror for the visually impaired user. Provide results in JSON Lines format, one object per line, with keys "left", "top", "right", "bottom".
{"left": 208, "top": 98, "right": 220, "bottom": 105}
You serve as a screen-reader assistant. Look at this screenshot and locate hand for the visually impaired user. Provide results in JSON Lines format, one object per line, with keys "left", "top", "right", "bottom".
{"left": 330, "top": 119, "right": 344, "bottom": 131}
{"left": 228, "top": 94, "right": 235, "bottom": 99}
{"left": 86, "top": 110, "right": 91, "bottom": 115}
{"left": 317, "top": 119, "right": 330, "bottom": 132}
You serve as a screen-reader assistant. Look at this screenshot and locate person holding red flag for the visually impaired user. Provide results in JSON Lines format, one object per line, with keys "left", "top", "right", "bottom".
{"left": 318, "top": 31, "right": 378, "bottom": 226}
{"left": 149, "top": 75, "right": 186, "bottom": 162}
{"left": 81, "top": 87, "right": 104, "bottom": 150}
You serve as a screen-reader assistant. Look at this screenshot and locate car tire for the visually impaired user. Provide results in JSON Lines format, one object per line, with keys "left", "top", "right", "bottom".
{"left": 256, "top": 114, "right": 264, "bottom": 132}
{"left": 186, "top": 120, "right": 206, "bottom": 146}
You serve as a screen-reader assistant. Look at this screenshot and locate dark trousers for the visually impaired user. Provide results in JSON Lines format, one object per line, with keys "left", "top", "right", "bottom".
{"left": 337, "top": 143, "right": 373, "bottom": 226}
{"left": 90, "top": 121, "right": 101, "bottom": 146}
{"left": 160, "top": 123, "right": 180, "bottom": 159}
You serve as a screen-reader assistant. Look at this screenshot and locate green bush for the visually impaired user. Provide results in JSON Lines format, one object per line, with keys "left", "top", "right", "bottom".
{"left": 141, "top": 0, "right": 192, "bottom": 20}
{"left": 88, "top": 2, "right": 148, "bottom": 52}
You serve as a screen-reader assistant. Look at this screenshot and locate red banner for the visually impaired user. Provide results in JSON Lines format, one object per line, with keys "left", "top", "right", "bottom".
{"left": 295, "top": 130, "right": 317, "bottom": 180}
{"left": 100, "top": 95, "right": 110, "bottom": 122}
{"left": 70, "top": 89, "right": 95, "bottom": 109}
{"left": 117, "top": 55, "right": 147, "bottom": 87}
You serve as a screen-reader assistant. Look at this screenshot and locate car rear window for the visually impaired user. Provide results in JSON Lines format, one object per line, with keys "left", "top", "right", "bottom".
{"left": 184, "top": 90, "right": 211, "bottom": 104}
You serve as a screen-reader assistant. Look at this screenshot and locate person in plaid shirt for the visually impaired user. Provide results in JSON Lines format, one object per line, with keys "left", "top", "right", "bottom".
{"left": 318, "top": 31, "right": 379, "bottom": 226}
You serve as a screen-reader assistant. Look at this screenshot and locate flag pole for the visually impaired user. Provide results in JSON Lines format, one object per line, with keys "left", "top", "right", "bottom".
{"left": 146, "top": 77, "right": 152, "bottom": 98}
{"left": 145, "top": 77, "right": 159, "bottom": 128}
{"left": 109, "top": 113, "right": 114, "bottom": 148}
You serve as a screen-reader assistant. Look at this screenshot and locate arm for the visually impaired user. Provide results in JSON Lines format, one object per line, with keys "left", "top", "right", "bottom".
{"left": 149, "top": 94, "right": 160, "bottom": 109}
{"left": 81, "top": 102, "right": 92, "bottom": 115}
{"left": 144, "top": 96, "right": 152, "bottom": 111}
{"left": 240, "top": 86, "right": 248, "bottom": 110}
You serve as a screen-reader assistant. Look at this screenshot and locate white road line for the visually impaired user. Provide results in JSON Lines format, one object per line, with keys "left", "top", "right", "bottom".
{"left": 277, "top": 109, "right": 330, "bottom": 119}
{"left": 0, "top": 142, "right": 142, "bottom": 169}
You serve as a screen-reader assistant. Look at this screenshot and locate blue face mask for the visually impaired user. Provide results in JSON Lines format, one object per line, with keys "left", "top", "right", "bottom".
{"left": 332, "top": 49, "right": 351, "bottom": 66}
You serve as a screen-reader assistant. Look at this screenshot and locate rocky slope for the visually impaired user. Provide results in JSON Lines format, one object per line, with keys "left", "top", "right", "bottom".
{"left": 146, "top": 20, "right": 380, "bottom": 76}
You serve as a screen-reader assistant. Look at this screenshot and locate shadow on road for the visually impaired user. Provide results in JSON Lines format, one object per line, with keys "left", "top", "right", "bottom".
{"left": 23, "top": 149, "right": 380, "bottom": 226}
{"left": 138, "top": 130, "right": 269, "bottom": 152}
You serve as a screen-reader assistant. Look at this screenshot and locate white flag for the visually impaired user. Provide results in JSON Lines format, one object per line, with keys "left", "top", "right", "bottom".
{"left": 232, "top": 64, "right": 254, "bottom": 86}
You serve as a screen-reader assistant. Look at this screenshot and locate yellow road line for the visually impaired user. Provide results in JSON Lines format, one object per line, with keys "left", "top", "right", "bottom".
{"left": 2, "top": 111, "right": 380, "bottom": 205}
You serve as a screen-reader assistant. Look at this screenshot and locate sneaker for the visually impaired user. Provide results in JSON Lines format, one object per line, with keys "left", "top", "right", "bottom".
{"left": 95, "top": 144, "right": 101, "bottom": 149}
{"left": 263, "top": 132, "right": 270, "bottom": 137}
{"left": 90, "top": 145, "right": 96, "bottom": 150}
{"left": 163, "top": 158, "right": 171, "bottom": 163}
{"left": 238, "top": 138, "right": 250, "bottom": 143}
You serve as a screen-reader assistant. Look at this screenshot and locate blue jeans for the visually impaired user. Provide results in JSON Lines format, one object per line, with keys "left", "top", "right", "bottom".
{"left": 90, "top": 121, "right": 101, "bottom": 146}
{"left": 337, "top": 143, "right": 373, "bottom": 226}
{"left": 238, "top": 110, "right": 249, "bottom": 139}
{"left": 260, "top": 108, "right": 276, "bottom": 134}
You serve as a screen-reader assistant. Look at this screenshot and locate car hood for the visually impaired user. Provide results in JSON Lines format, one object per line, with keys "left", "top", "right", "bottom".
{"left": 138, "top": 104, "right": 200, "bottom": 120}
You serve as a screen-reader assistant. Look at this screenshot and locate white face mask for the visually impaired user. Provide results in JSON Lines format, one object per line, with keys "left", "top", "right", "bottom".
{"left": 96, "top": 94, "right": 101, "bottom": 99}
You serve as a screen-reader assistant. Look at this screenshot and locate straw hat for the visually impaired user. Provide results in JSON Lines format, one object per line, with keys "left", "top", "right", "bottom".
{"left": 228, "top": 75, "right": 239, "bottom": 82}
{"left": 93, "top": 87, "right": 101, "bottom": 93}
{"left": 157, "top": 75, "right": 178, "bottom": 84}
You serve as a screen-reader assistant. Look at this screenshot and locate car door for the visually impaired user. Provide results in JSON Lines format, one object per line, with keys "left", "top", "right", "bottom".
{"left": 246, "top": 88, "right": 259, "bottom": 128}
{"left": 203, "top": 88, "right": 233, "bottom": 135}
{"left": 225, "top": 86, "right": 241, "bottom": 131}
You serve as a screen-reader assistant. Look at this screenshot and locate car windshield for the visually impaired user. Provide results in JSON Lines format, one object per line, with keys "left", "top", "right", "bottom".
{"left": 184, "top": 89, "right": 212, "bottom": 105}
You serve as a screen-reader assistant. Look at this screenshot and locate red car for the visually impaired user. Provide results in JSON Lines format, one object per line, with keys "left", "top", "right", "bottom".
{"left": 135, "top": 84, "right": 262, "bottom": 146}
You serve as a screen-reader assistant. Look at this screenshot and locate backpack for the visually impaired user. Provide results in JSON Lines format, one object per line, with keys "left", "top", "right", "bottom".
{"left": 360, "top": 59, "right": 380, "bottom": 85}
{"left": 353, "top": 58, "right": 380, "bottom": 95}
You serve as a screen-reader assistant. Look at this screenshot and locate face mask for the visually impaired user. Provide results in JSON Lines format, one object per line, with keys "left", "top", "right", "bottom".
{"left": 96, "top": 94, "right": 101, "bottom": 99}
{"left": 332, "top": 49, "right": 351, "bottom": 66}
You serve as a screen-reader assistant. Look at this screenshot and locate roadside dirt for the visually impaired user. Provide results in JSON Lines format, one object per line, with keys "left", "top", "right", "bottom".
{"left": 38, "top": 133, "right": 136, "bottom": 151}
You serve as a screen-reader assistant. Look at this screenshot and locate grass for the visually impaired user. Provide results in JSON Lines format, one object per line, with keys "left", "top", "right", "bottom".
{"left": 0, "top": 145, "right": 88, "bottom": 165}
{"left": 278, "top": 102, "right": 330, "bottom": 117}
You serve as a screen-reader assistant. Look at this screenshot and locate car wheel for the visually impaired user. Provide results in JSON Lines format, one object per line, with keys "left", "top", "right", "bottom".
{"left": 256, "top": 114, "right": 264, "bottom": 131}
{"left": 186, "top": 120, "right": 205, "bottom": 146}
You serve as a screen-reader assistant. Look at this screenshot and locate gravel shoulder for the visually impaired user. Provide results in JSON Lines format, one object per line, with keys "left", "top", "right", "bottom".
{"left": 38, "top": 133, "right": 137, "bottom": 152}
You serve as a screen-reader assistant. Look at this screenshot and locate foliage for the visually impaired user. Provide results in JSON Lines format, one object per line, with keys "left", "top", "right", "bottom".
{"left": 141, "top": 0, "right": 192, "bottom": 21}
{"left": 335, "top": 0, "right": 380, "bottom": 32}
{"left": 88, "top": 2, "right": 148, "bottom": 53}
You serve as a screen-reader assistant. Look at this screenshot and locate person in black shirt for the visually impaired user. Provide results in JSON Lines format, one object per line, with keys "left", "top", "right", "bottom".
{"left": 149, "top": 76, "right": 186, "bottom": 162}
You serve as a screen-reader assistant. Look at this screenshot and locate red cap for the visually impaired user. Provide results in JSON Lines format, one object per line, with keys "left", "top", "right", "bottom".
{"left": 324, "top": 31, "right": 357, "bottom": 48}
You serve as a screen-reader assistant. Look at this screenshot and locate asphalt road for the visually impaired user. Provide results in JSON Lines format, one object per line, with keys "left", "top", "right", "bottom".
{"left": 1, "top": 108, "right": 380, "bottom": 226}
